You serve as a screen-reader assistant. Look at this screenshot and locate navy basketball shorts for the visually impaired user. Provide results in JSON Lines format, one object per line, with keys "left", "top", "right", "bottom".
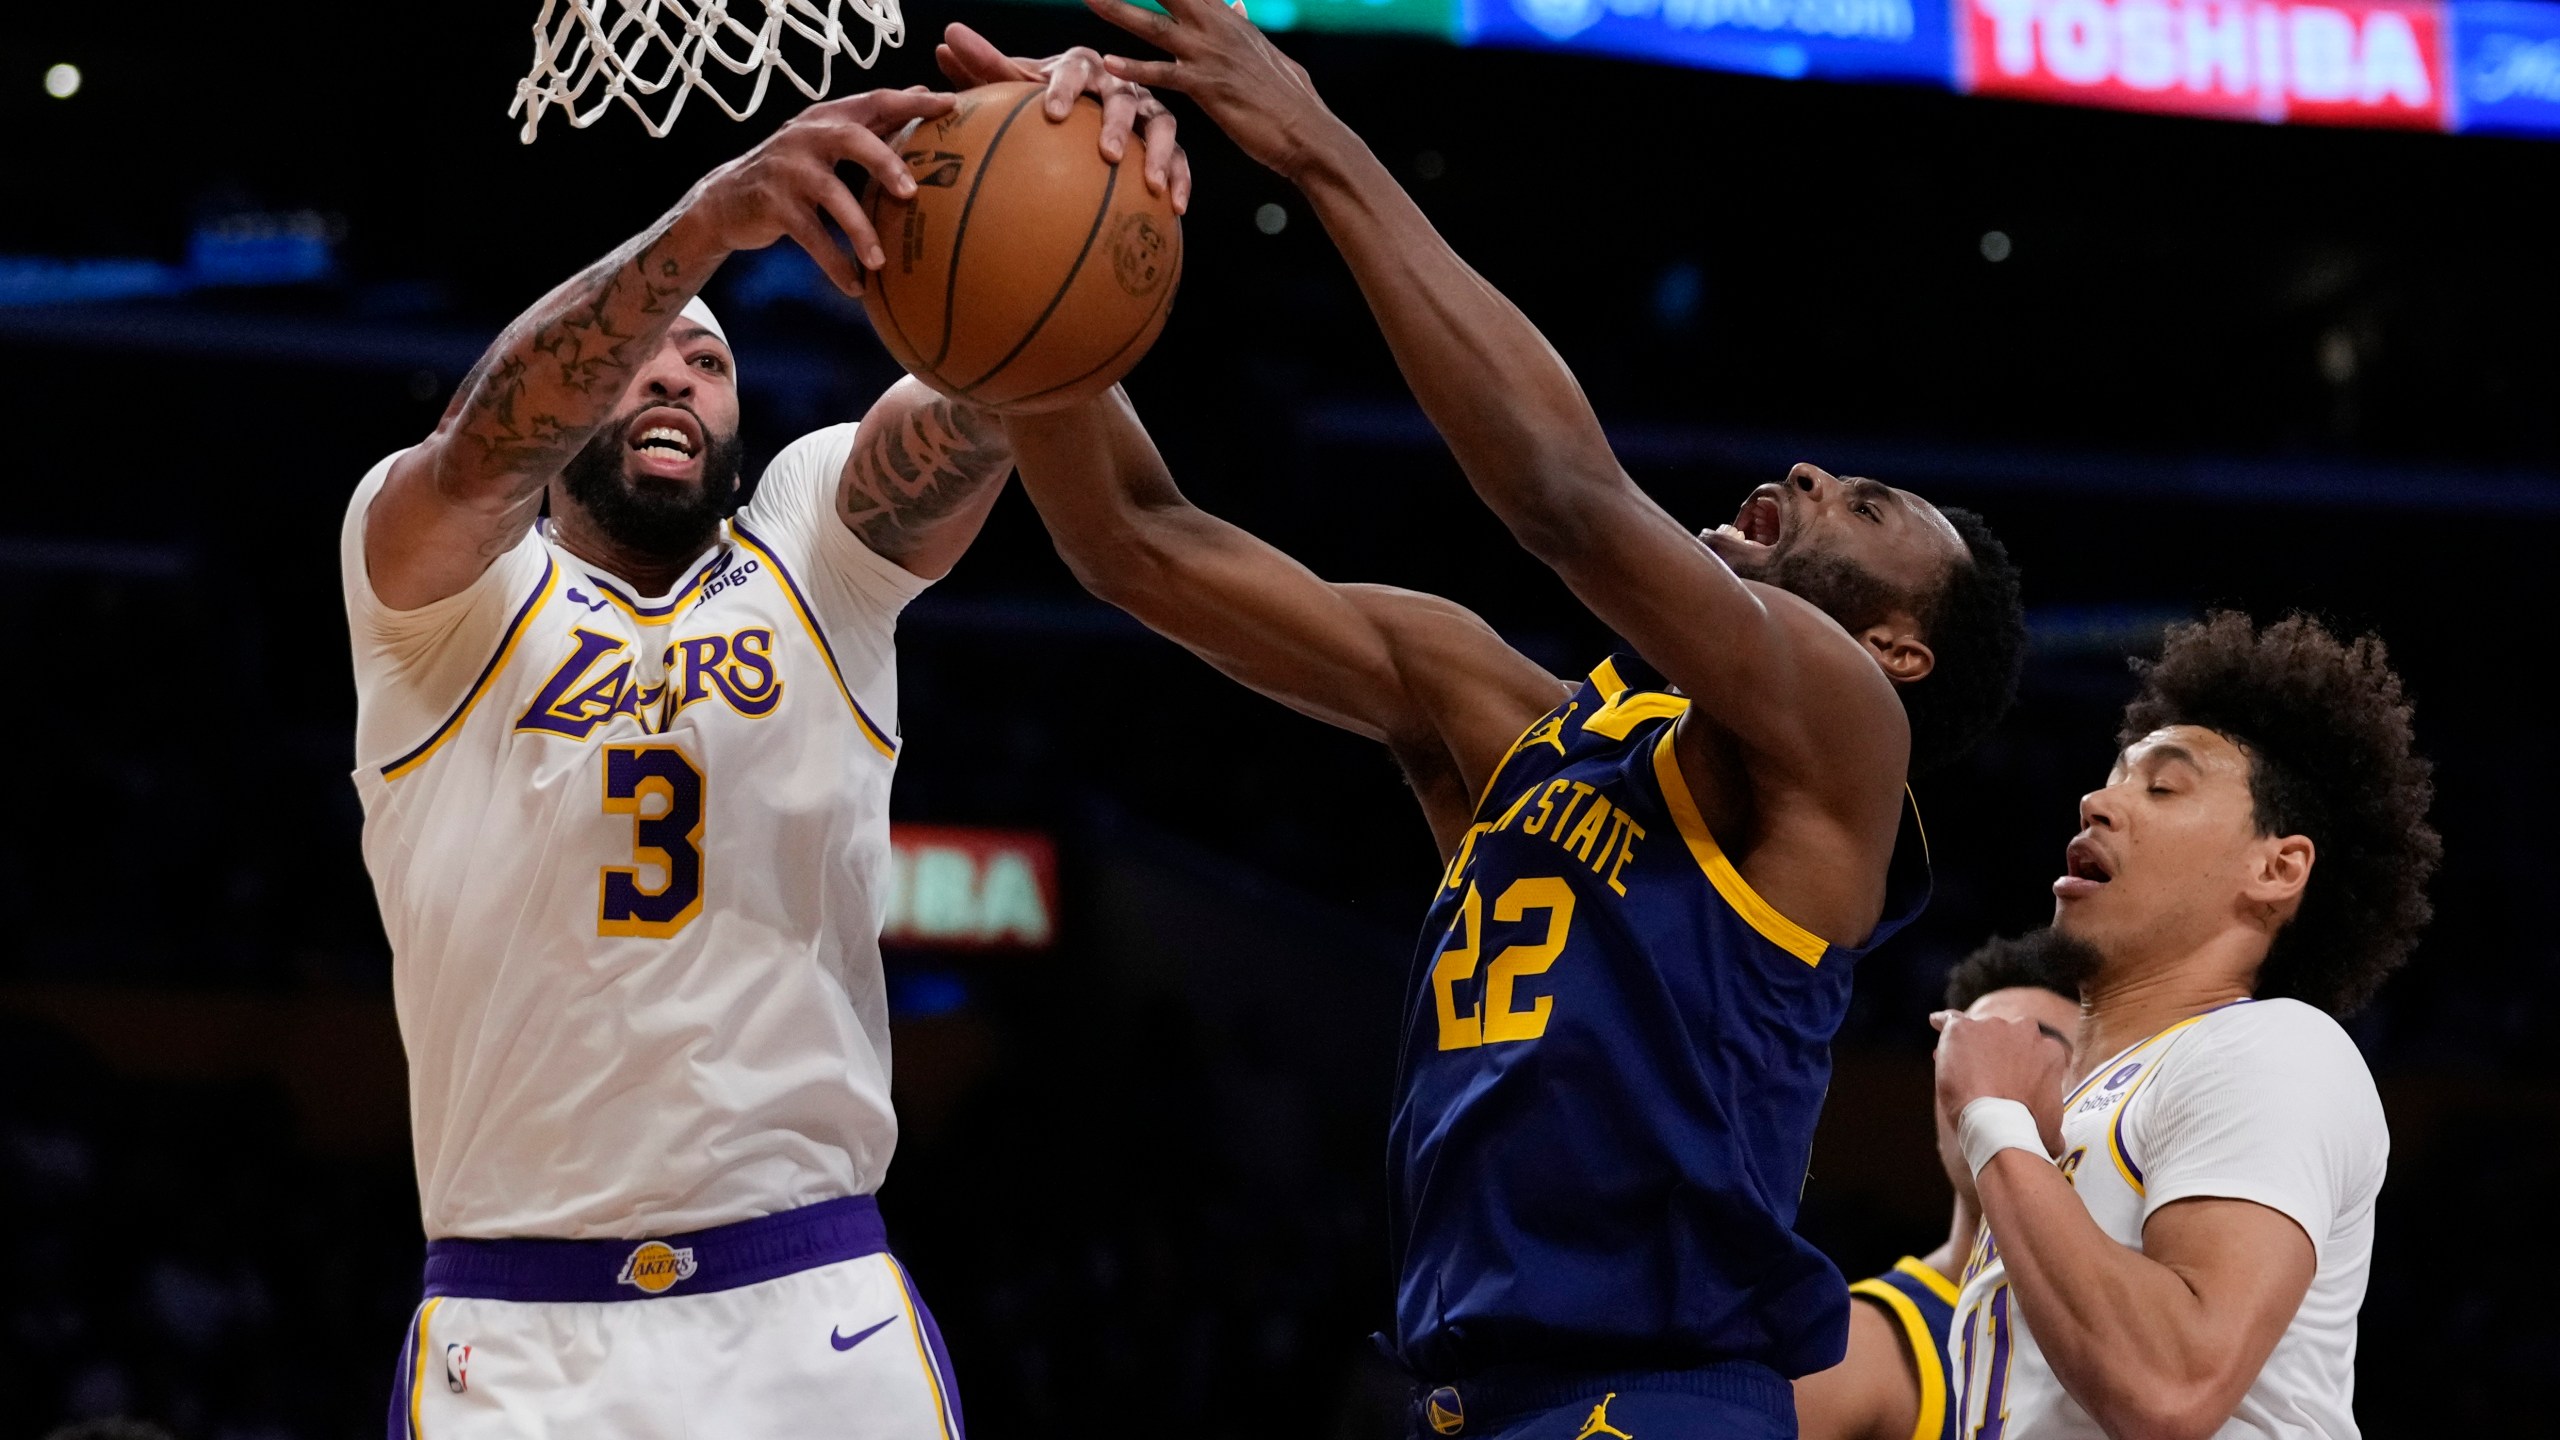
{"left": 1412, "top": 1362, "right": 1798, "bottom": 1440}
{"left": 388, "top": 1196, "right": 962, "bottom": 1439}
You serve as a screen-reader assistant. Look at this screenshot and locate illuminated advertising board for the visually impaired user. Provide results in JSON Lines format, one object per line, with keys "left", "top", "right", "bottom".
{"left": 988, "top": 0, "right": 2558, "bottom": 136}
{"left": 1958, "top": 0, "right": 2450, "bottom": 128}
{"left": 2449, "top": 0, "right": 2560, "bottom": 133}
{"left": 883, "top": 825, "right": 1059, "bottom": 951}
{"left": 1257, "top": 0, "right": 1466, "bottom": 34}
{"left": 1463, "top": 0, "right": 1958, "bottom": 83}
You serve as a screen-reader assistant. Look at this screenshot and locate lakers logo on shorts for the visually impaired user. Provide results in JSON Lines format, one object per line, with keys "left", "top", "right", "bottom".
{"left": 1424, "top": 1385, "right": 1465, "bottom": 1435}
{"left": 616, "top": 1241, "right": 699, "bottom": 1295}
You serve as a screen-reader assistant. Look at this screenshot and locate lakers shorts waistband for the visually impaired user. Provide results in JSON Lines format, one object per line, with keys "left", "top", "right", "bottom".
{"left": 422, "top": 1194, "right": 889, "bottom": 1303}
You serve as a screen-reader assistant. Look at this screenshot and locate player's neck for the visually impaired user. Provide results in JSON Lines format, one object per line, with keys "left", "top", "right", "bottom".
{"left": 546, "top": 512, "right": 716, "bottom": 597}
{"left": 2074, "top": 941, "right": 2258, "bottom": 1081}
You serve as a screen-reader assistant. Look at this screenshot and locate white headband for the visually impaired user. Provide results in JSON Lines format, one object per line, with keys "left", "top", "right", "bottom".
{"left": 679, "top": 295, "right": 727, "bottom": 345}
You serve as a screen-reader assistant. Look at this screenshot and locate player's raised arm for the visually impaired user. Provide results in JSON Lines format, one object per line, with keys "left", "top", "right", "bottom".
{"left": 1083, "top": 0, "right": 1926, "bottom": 782}
{"left": 1007, "top": 390, "right": 1566, "bottom": 853}
{"left": 365, "top": 87, "right": 952, "bottom": 610}
{"left": 835, "top": 378, "right": 1017, "bottom": 580}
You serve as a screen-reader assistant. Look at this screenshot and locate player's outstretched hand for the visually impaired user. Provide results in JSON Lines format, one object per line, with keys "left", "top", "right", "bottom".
{"left": 937, "top": 24, "right": 1191, "bottom": 213}
{"left": 688, "top": 87, "right": 955, "bottom": 298}
{"left": 1085, "top": 0, "right": 1335, "bottom": 182}
{"left": 1931, "top": 1009, "right": 2072, "bottom": 1157}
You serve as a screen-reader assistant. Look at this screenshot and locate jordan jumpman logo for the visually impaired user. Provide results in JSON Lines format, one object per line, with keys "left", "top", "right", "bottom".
{"left": 1574, "top": 1392, "right": 1634, "bottom": 1440}
{"left": 1525, "top": 704, "right": 1577, "bottom": 756}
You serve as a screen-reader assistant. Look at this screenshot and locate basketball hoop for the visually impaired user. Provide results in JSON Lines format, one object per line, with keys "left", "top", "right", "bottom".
{"left": 511, "top": 0, "right": 904, "bottom": 142}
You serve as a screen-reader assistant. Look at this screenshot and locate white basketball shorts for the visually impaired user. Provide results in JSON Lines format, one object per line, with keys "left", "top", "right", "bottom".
{"left": 387, "top": 1195, "right": 963, "bottom": 1439}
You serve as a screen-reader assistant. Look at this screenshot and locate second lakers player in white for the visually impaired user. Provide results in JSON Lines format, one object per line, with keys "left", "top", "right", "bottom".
{"left": 344, "top": 62, "right": 1184, "bottom": 1438}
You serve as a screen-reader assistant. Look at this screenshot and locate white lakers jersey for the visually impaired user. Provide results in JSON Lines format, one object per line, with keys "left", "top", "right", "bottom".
{"left": 341, "top": 423, "right": 926, "bottom": 1241}
{"left": 1951, "top": 999, "right": 2387, "bottom": 1440}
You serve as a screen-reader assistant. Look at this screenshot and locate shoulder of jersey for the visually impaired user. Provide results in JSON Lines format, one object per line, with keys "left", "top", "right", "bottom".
{"left": 2186, "top": 998, "right": 2380, "bottom": 1098}
{"left": 2204, "top": 996, "right": 2358, "bottom": 1049}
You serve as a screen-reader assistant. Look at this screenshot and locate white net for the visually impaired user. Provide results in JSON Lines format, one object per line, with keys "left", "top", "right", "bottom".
{"left": 511, "top": 0, "right": 904, "bottom": 142}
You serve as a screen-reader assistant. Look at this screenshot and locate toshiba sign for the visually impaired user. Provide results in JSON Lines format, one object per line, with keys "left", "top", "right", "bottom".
{"left": 883, "top": 825, "right": 1058, "bottom": 951}
{"left": 1961, "top": 0, "right": 2449, "bottom": 126}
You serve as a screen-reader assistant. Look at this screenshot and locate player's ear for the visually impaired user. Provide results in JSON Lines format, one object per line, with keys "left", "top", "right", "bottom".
{"left": 1862, "top": 617, "right": 1934, "bottom": 686}
{"left": 2244, "top": 832, "right": 2315, "bottom": 914}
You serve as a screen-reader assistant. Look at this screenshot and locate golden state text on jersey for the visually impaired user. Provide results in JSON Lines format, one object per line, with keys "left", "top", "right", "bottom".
{"left": 1386, "top": 655, "right": 1931, "bottom": 1383}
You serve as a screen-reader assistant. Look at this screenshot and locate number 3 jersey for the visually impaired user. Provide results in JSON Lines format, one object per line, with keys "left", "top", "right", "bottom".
{"left": 1387, "top": 655, "right": 1932, "bottom": 1382}
{"left": 340, "top": 424, "right": 924, "bottom": 1243}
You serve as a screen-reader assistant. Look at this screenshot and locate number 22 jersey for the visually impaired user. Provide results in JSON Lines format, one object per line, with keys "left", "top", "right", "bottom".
{"left": 340, "top": 424, "right": 922, "bottom": 1243}
{"left": 1387, "top": 655, "right": 1932, "bottom": 1382}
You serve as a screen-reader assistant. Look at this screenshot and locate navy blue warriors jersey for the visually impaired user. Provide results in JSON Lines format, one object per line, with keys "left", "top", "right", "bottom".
{"left": 1386, "top": 655, "right": 1931, "bottom": 1384}
{"left": 1849, "top": 1258, "right": 1960, "bottom": 1440}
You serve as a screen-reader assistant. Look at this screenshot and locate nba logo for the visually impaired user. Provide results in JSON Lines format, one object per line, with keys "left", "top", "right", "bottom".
{"left": 445, "top": 1342, "right": 472, "bottom": 1394}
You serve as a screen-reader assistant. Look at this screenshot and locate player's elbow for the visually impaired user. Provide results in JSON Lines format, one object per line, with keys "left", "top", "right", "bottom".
{"left": 1051, "top": 527, "right": 1157, "bottom": 608}
{"left": 2090, "top": 1374, "right": 2241, "bottom": 1440}
{"left": 1049, "top": 507, "right": 1189, "bottom": 615}
{"left": 1500, "top": 480, "right": 1605, "bottom": 565}
{"left": 1493, "top": 458, "right": 1638, "bottom": 566}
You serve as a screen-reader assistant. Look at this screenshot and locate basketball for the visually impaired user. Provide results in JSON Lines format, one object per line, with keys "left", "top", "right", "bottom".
{"left": 861, "top": 80, "right": 1183, "bottom": 414}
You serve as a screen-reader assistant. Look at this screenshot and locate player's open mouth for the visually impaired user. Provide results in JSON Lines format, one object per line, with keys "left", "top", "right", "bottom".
{"left": 626, "top": 407, "right": 704, "bottom": 471}
{"left": 1706, "top": 490, "right": 1787, "bottom": 554}
{"left": 2054, "top": 836, "right": 2113, "bottom": 899}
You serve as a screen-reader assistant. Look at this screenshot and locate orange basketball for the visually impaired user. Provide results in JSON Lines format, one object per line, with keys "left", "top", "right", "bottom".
{"left": 861, "top": 81, "right": 1183, "bottom": 414}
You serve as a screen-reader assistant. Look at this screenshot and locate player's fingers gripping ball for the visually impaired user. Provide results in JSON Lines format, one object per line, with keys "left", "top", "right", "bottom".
{"left": 861, "top": 80, "right": 1183, "bottom": 414}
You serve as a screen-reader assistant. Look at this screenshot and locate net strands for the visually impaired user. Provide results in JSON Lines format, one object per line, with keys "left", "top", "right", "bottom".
{"left": 512, "top": 0, "right": 904, "bottom": 142}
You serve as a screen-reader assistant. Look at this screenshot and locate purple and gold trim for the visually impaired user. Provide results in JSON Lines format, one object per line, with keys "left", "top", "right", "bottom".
{"left": 384, "top": 1295, "right": 442, "bottom": 1439}
{"left": 580, "top": 547, "right": 729, "bottom": 627}
{"left": 380, "top": 557, "right": 560, "bottom": 781}
{"left": 2054, "top": 1005, "right": 2233, "bottom": 1194}
{"left": 2106, "top": 1018, "right": 2206, "bottom": 1194}
{"left": 889, "top": 1254, "right": 967, "bottom": 1440}
{"left": 729, "top": 520, "right": 896, "bottom": 758}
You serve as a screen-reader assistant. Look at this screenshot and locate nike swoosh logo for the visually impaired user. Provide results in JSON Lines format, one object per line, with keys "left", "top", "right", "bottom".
{"left": 830, "top": 1317, "right": 897, "bottom": 1352}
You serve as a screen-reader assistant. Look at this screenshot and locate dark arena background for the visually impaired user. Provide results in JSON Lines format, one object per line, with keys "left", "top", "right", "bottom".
{"left": 6, "top": 1, "right": 2557, "bottom": 1434}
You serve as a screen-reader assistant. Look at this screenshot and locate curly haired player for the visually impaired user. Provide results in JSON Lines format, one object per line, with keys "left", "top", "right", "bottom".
{"left": 1934, "top": 612, "right": 2439, "bottom": 1440}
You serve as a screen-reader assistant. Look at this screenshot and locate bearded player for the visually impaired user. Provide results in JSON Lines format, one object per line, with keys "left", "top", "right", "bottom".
{"left": 344, "top": 74, "right": 1184, "bottom": 1437}
{"left": 1935, "top": 613, "right": 2436, "bottom": 1440}
{"left": 1795, "top": 932, "right": 2082, "bottom": 1440}
{"left": 968, "top": 4, "right": 2029, "bottom": 1431}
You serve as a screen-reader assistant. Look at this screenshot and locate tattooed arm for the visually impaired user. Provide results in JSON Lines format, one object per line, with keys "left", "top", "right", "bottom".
{"left": 368, "top": 217, "right": 715, "bottom": 610}
{"left": 837, "top": 378, "right": 1016, "bottom": 580}
{"left": 364, "top": 88, "right": 953, "bottom": 612}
